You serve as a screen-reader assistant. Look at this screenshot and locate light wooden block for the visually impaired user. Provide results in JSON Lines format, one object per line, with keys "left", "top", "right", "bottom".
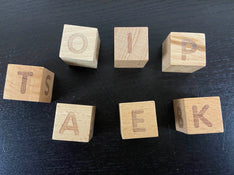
{"left": 52, "top": 103, "right": 96, "bottom": 143}
{"left": 59, "top": 24, "right": 100, "bottom": 69}
{"left": 173, "top": 96, "right": 223, "bottom": 134}
{"left": 119, "top": 101, "right": 158, "bottom": 139}
{"left": 3, "top": 64, "right": 54, "bottom": 103}
{"left": 162, "top": 32, "right": 206, "bottom": 73}
{"left": 114, "top": 27, "right": 149, "bottom": 68}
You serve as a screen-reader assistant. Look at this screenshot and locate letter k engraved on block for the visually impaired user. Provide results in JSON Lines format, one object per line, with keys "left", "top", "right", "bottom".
{"left": 132, "top": 110, "right": 146, "bottom": 132}
{"left": 192, "top": 104, "right": 212, "bottom": 128}
{"left": 59, "top": 112, "right": 79, "bottom": 135}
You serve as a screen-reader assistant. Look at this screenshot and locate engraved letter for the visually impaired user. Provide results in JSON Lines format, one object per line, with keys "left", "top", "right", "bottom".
{"left": 18, "top": 71, "right": 33, "bottom": 94}
{"left": 44, "top": 75, "right": 51, "bottom": 96}
{"left": 181, "top": 39, "right": 197, "bottom": 60}
{"left": 128, "top": 33, "right": 132, "bottom": 53}
{"left": 59, "top": 112, "right": 79, "bottom": 135}
{"left": 177, "top": 106, "right": 183, "bottom": 128}
{"left": 192, "top": 105, "right": 212, "bottom": 128}
{"left": 132, "top": 110, "right": 146, "bottom": 132}
{"left": 68, "top": 33, "right": 88, "bottom": 54}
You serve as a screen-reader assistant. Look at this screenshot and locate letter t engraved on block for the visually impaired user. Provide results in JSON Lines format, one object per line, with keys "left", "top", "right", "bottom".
{"left": 68, "top": 33, "right": 88, "bottom": 54}
{"left": 177, "top": 106, "right": 183, "bottom": 128}
{"left": 181, "top": 38, "right": 198, "bottom": 60}
{"left": 59, "top": 112, "right": 79, "bottom": 135}
{"left": 132, "top": 110, "right": 146, "bottom": 132}
{"left": 192, "top": 105, "right": 212, "bottom": 128}
{"left": 18, "top": 71, "right": 33, "bottom": 94}
{"left": 128, "top": 33, "right": 132, "bottom": 53}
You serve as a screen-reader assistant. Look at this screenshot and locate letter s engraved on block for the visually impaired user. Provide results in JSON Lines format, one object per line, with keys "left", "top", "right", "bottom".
{"left": 68, "top": 33, "right": 88, "bottom": 54}
{"left": 132, "top": 110, "right": 146, "bottom": 132}
{"left": 59, "top": 112, "right": 79, "bottom": 135}
{"left": 44, "top": 75, "right": 51, "bottom": 96}
{"left": 128, "top": 33, "right": 132, "bottom": 53}
{"left": 181, "top": 38, "right": 197, "bottom": 60}
{"left": 192, "top": 104, "right": 212, "bottom": 128}
{"left": 177, "top": 106, "right": 183, "bottom": 128}
{"left": 18, "top": 71, "right": 33, "bottom": 94}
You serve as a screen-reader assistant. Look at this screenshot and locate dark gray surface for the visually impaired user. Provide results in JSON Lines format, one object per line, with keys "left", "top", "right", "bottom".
{"left": 0, "top": 1, "right": 233, "bottom": 174}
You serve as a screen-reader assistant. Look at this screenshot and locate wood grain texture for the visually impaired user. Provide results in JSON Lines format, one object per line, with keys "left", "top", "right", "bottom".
{"left": 173, "top": 96, "right": 223, "bottom": 134}
{"left": 0, "top": 1, "right": 233, "bottom": 174}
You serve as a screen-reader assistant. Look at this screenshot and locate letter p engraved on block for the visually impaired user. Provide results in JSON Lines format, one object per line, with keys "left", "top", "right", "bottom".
{"left": 68, "top": 33, "right": 88, "bottom": 54}
{"left": 59, "top": 112, "right": 79, "bottom": 135}
{"left": 18, "top": 71, "right": 33, "bottom": 94}
{"left": 132, "top": 110, "right": 146, "bottom": 132}
{"left": 181, "top": 39, "right": 197, "bottom": 60}
{"left": 177, "top": 106, "right": 183, "bottom": 128}
{"left": 192, "top": 105, "right": 212, "bottom": 128}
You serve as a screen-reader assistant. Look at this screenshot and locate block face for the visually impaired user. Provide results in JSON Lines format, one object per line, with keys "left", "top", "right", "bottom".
{"left": 52, "top": 103, "right": 96, "bottom": 142}
{"left": 59, "top": 24, "right": 100, "bottom": 68}
{"left": 162, "top": 32, "right": 206, "bottom": 73}
{"left": 114, "top": 27, "right": 149, "bottom": 68}
{"left": 119, "top": 101, "right": 158, "bottom": 139}
{"left": 173, "top": 97, "right": 223, "bottom": 134}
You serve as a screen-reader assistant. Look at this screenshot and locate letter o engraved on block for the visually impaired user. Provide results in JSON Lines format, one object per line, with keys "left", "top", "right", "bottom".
{"left": 192, "top": 104, "right": 212, "bottom": 128}
{"left": 177, "top": 106, "right": 183, "bottom": 128}
{"left": 59, "top": 112, "right": 79, "bottom": 135}
{"left": 44, "top": 75, "right": 51, "bottom": 96}
{"left": 181, "top": 39, "right": 198, "bottom": 60}
{"left": 68, "top": 33, "right": 88, "bottom": 54}
{"left": 18, "top": 71, "right": 33, "bottom": 94}
{"left": 128, "top": 33, "right": 132, "bottom": 53}
{"left": 132, "top": 110, "right": 146, "bottom": 132}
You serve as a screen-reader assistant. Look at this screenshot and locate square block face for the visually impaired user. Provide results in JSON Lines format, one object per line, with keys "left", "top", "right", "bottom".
{"left": 59, "top": 24, "right": 100, "bottom": 68}
{"left": 4, "top": 64, "right": 43, "bottom": 102}
{"left": 162, "top": 32, "right": 206, "bottom": 73}
{"left": 52, "top": 103, "right": 96, "bottom": 143}
{"left": 119, "top": 101, "right": 158, "bottom": 139}
{"left": 114, "top": 27, "right": 149, "bottom": 68}
{"left": 174, "top": 97, "right": 223, "bottom": 134}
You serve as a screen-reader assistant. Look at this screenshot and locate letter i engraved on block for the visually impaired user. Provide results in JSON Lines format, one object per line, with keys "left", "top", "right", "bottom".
{"left": 59, "top": 112, "right": 79, "bottom": 135}
{"left": 128, "top": 33, "right": 132, "bottom": 53}
{"left": 44, "top": 75, "right": 51, "bottom": 96}
{"left": 177, "top": 106, "right": 183, "bottom": 128}
{"left": 192, "top": 105, "right": 212, "bottom": 128}
{"left": 132, "top": 110, "right": 146, "bottom": 132}
{"left": 18, "top": 71, "right": 33, "bottom": 94}
{"left": 181, "top": 39, "right": 198, "bottom": 60}
{"left": 68, "top": 33, "right": 88, "bottom": 54}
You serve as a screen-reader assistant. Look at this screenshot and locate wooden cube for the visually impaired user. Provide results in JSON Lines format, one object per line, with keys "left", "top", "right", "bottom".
{"left": 3, "top": 64, "right": 54, "bottom": 103}
{"left": 162, "top": 32, "right": 206, "bottom": 73}
{"left": 114, "top": 27, "right": 149, "bottom": 68}
{"left": 59, "top": 24, "right": 100, "bottom": 69}
{"left": 52, "top": 103, "right": 96, "bottom": 143}
{"left": 173, "top": 96, "right": 223, "bottom": 134}
{"left": 119, "top": 101, "right": 158, "bottom": 139}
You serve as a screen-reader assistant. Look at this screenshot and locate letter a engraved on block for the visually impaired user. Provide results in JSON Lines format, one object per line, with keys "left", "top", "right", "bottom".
{"left": 44, "top": 75, "right": 51, "bottom": 96}
{"left": 59, "top": 112, "right": 79, "bottom": 135}
{"left": 18, "top": 71, "right": 33, "bottom": 94}
{"left": 192, "top": 105, "right": 212, "bottom": 128}
{"left": 177, "top": 106, "right": 183, "bottom": 128}
{"left": 68, "top": 33, "right": 88, "bottom": 54}
{"left": 128, "top": 33, "right": 132, "bottom": 53}
{"left": 132, "top": 110, "right": 146, "bottom": 132}
{"left": 181, "top": 39, "right": 197, "bottom": 60}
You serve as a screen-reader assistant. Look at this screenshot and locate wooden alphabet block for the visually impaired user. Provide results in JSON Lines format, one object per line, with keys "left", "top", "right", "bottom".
{"left": 3, "top": 64, "right": 54, "bottom": 103}
{"left": 114, "top": 27, "right": 149, "bottom": 68}
{"left": 52, "top": 103, "right": 96, "bottom": 142}
{"left": 173, "top": 96, "right": 223, "bottom": 134}
{"left": 119, "top": 101, "right": 158, "bottom": 139}
{"left": 162, "top": 32, "right": 206, "bottom": 73}
{"left": 59, "top": 24, "right": 100, "bottom": 69}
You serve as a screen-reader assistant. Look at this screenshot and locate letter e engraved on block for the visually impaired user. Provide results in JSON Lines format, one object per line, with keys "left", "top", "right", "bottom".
{"left": 18, "top": 71, "right": 33, "bottom": 94}
{"left": 181, "top": 39, "right": 197, "bottom": 60}
{"left": 132, "top": 110, "right": 146, "bottom": 132}
{"left": 177, "top": 106, "right": 183, "bottom": 128}
{"left": 192, "top": 105, "right": 212, "bottom": 128}
{"left": 59, "top": 112, "right": 79, "bottom": 135}
{"left": 68, "top": 33, "right": 88, "bottom": 54}
{"left": 44, "top": 75, "right": 51, "bottom": 96}
{"left": 128, "top": 33, "right": 132, "bottom": 53}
